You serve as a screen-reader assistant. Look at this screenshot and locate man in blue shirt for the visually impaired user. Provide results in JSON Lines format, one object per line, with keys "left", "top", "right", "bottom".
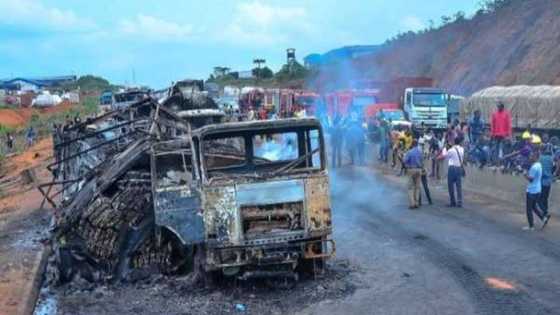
{"left": 404, "top": 139, "right": 423, "bottom": 209}
{"left": 469, "top": 110, "right": 485, "bottom": 145}
{"left": 524, "top": 152, "right": 547, "bottom": 230}
{"left": 538, "top": 146, "right": 554, "bottom": 229}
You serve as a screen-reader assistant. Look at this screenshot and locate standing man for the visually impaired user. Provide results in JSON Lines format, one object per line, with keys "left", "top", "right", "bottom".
{"left": 26, "top": 126, "right": 35, "bottom": 148}
{"left": 538, "top": 146, "right": 554, "bottom": 229}
{"left": 491, "top": 102, "right": 512, "bottom": 161}
{"left": 524, "top": 152, "right": 549, "bottom": 230}
{"left": 404, "top": 139, "right": 423, "bottom": 209}
{"left": 330, "top": 114, "right": 344, "bottom": 168}
{"left": 441, "top": 137, "right": 465, "bottom": 208}
{"left": 5, "top": 132, "right": 14, "bottom": 152}
{"left": 469, "top": 109, "right": 484, "bottom": 146}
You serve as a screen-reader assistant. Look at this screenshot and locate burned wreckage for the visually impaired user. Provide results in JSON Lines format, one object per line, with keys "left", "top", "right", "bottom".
{"left": 41, "top": 92, "right": 335, "bottom": 284}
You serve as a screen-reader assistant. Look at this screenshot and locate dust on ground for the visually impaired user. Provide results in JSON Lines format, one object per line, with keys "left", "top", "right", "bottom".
{"left": 42, "top": 259, "right": 363, "bottom": 315}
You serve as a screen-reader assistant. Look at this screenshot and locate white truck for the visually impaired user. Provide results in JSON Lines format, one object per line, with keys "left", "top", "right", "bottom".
{"left": 403, "top": 88, "right": 449, "bottom": 129}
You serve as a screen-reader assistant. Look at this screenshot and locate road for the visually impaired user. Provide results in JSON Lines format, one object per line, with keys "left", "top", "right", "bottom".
{"left": 299, "top": 166, "right": 560, "bottom": 315}
{"left": 37, "top": 163, "right": 560, "bottom": 314}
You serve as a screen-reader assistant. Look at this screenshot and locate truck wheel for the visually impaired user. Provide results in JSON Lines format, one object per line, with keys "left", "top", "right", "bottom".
{"left": 297, "top": 238, "right": 326, "bottom": 277}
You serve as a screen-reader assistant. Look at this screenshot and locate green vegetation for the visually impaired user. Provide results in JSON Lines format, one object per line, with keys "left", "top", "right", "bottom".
{"left": 0, "top": 95, "right": 99, "bottom": 160}
{"left": 252, "top": 66, "right": 274, "bottom": 79}
{"left": 274, "top": 61, "right": 309, "bottom": 82}
{"left": 61, "top": 74, "right": 119, "bottom": 92}
{"left": 208, "top": 61, "right": 309, "bottom": 89}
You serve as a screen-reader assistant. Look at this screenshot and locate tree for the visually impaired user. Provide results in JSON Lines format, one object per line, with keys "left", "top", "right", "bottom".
{"left": 252, "top": 66, "right": 274, "bottom": 79}
{"left": 478, "top": 0, "right": 511, "bottom": 13}
{"left": 253, "top": 58, "right": 266, "bottom": 69}
{"left": 454, "top": 11, "right": 466, "bottom": 22}
{"left": 275, "top": 61, "right": 309, "bottom": 81}
{"left": 73, "top": 75, "right": 112, "bottom": 91}
{"left": 428, "top": 19, "right": 435, "bottom": 30}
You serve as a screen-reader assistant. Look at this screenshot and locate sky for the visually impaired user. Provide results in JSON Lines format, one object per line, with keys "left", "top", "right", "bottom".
{"left": 0, "top": 0, "right": 479, "bottom": 88}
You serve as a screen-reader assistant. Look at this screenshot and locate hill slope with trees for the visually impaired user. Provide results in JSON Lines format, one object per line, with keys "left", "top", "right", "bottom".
{"left": 312, "top": 0, "right": 560, "bottom": 95}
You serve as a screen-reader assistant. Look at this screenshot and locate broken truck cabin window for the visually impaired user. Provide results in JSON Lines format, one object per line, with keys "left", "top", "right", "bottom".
{"left": 155, "top": 153, "right": 193, "bottom": 187}
{"left": 203, "top": 136, "right": 247, "bottom": 175}
{"left": 253, "top": 132, "right": 298, "bottom": 162}
{"left": 202, "top": 127, "right": 323, "bottom": 179}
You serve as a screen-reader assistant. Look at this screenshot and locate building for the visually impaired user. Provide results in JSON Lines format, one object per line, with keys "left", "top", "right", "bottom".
{"left": 0, "top": 75, "right": 77, "bottom": 92}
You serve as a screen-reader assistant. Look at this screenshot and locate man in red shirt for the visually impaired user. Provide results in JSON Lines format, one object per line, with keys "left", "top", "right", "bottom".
{"left": 490, "top": 102, "right": 512, "bottom": 161}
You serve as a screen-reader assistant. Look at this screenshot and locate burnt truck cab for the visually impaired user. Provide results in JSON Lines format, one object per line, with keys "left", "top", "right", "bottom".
{"left": 151, "top": 118, "right": 334, "bottom": 278}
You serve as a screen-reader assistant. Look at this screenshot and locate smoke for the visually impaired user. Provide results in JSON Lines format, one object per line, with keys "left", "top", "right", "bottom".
{"left": 329, "top": 166, "right": 403, "bottom": 223}
{"left": 307, "top": 56, "right": 379, "bottom": 93}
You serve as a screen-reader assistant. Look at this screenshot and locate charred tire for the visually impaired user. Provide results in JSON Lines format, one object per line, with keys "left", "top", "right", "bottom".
{"left": 52, "top": 171, "right": 187, "bottom": 284}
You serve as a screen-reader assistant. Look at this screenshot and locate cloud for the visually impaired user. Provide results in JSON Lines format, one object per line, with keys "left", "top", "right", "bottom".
{"left": 0, "top": 0, "right": 96, "bottom": 31}
{"left": 220, "top": 1, "right": 309, "bottom": 46}
{"left": 400, "top": 15, "right": 425, "bottom": 32}
{"left": 118, "top": 14, "right": 194, "bottom": 41}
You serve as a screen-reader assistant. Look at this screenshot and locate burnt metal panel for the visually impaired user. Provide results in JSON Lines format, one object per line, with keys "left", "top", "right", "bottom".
{"left": 304, "top": 176, "right": 332, "bottom": 231}
{"left": 154, "top": 186, "right": 204, "bottom": 245}
{"left": 236, "top": 180, "right": 305, "bottom": 206}
{"left": 203, "top": 186, "right": 241, "bottom": 244}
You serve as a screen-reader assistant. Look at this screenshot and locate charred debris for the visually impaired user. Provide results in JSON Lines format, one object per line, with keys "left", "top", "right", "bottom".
{"left": 39, "top": 81, "right": 335, "bottom": 286}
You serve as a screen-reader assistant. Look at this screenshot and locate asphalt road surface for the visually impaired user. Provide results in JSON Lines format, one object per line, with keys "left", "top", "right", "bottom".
{"left": 299, "top": 166, "right": 560, "bottom": 315}
{"left": 43, "top": 164, "right": 560, "bottom": 315}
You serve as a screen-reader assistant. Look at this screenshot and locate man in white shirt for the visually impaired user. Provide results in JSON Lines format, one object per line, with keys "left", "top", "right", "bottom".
{"left": 441, "top": 137, "right": 465, "bottom": 207}
{"left": 524, "top": 152, "right": 546, "bottom": 231}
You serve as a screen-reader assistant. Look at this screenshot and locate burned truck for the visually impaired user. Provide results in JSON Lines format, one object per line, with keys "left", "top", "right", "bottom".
{"left": 41, "top": 97, "right": 334, "bottom": 284}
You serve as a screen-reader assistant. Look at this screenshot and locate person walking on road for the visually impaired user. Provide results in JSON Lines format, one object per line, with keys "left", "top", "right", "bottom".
{"left": 441, "top": 137, "right": 466, "bottom": 208}
{"left": 538, "top": 146, "right": 554, "bottom": 228}
{"left": 404, "top": 139, "right": 423, "bottom": 209}
{"left": 524, "top": 151, "right": 550, "bottom": 230}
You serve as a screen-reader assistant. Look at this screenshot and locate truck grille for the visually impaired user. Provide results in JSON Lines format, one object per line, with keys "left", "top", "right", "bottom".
{"left": 241, "top": 202, "right": 304, "bottom": 239}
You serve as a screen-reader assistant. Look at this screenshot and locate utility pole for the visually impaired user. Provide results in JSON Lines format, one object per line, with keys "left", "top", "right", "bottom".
{"left": 253, "top": 59, "right": 266, "bottom": 79}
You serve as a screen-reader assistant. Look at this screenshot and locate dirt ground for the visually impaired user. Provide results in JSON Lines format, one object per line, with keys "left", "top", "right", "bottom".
{"left": 0, "top": 102, "right": 74, "bottom": 129}
{"left": 0, "top": 139, "right": 53, "bottom": 315}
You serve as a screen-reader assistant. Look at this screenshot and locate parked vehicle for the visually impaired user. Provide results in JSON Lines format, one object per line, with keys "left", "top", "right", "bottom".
{"left": 112, "top": 89, "right": 150, "bottom": 110}
{"left": 377, "top": 109, "right": 412, "bottom": 128}
{"left": 403, "top": 87, "right": 449, "bottom": 129}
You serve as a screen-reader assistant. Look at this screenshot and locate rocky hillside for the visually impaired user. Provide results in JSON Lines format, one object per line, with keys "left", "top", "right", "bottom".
{"left": 313, "top": 0, "right": 560, "bottom": 96}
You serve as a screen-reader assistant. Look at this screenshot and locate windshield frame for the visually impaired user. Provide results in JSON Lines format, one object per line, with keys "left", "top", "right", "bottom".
{"left": 412, "top": 92, "right": 447, "bottom": 107}
{"left": 196, "top": 126, "right": 325, "bottom": 183}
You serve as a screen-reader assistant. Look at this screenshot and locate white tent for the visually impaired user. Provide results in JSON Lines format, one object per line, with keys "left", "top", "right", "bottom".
{"left": 461, "top": 85, "right": 560, "bottom": 129}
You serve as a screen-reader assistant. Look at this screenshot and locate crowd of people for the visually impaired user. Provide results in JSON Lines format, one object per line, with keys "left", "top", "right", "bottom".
{"left": 328, "top": 102, "right": 557, "bottom": 231}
